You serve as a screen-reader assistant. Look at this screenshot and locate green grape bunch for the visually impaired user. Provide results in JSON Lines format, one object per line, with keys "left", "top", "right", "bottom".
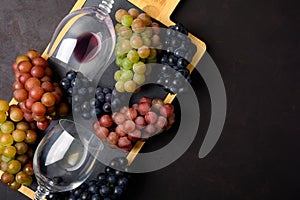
{"left": 113, "top": 8, "right": 162, "bottom": 93}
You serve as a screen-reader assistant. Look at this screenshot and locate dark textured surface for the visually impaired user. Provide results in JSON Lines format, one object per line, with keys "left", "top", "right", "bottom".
{"left": 0, "top": 0, "right": 299, "bottom": 199}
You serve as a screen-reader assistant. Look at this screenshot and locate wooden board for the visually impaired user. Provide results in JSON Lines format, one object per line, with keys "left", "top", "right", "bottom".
{"left": 3, "top": 0, "right": 207, "bottom": 198}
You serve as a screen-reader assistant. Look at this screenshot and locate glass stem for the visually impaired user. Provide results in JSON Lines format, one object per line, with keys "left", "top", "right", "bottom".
{"left": 34, "top": 185, "right": 50, "bottom": 200}
{"left": 98, "top": 0, "right": 115, "bottom": 15}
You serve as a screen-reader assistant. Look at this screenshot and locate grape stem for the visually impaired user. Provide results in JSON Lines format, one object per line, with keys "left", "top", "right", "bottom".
{"left": 98, "top": 0, "right": 114, "bottom": 15}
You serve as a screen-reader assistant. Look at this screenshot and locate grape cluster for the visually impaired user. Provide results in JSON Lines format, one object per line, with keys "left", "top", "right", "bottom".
{"left": 0, "top": 100, "right": 36, "bottom": 190}
{"left": 157, "top": 24, "right": 197, "bottom": 94}
{"left": 93, "top": 97, "right": 175, "bottom": 151}
{"left": 12, "top": 50, "right": 69, "bottom": 130}
{"left": 47, "top": 157, "right": 130, "bottom": 200}
{"left": 113, "top": 8, "right": 161, "bottom": 93}
{"left": 60, "top": 70, "right": 113, "bottom": 119}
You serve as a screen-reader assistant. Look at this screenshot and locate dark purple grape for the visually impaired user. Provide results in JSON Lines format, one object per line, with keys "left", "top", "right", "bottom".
{"left": 97, "top": 93, "right": 105, "bottom": 103}
{"left": 102, "top": 87, "right": 111, "bottom": 94}
{"left": 103, "top": 103, "right": 111, "bottom": 113}
{"left": 73, "top": 188, "right": 84, "bottom": 197}
{"left": 177, "top": 58, "right": 189, "bottom": 69}
{"left": 117, "top": 177, "right": 129, "bottom": 187}
{"left": 105, "top": 167, "right": 115, "bottom": 175}
{"left": 78, "top": 87, "right": 88, "bottom": 96}
{"left": 81, "top": 101, "right": 91, "bottom": 112}
{"left": 88, "top": 184, "right": 100, "bottom": 194}
{"left": 107, "top": 175, "right": 117, "bottom": 185}
{"left": 105, "top": 93, "right": 112, "bottom": 103}
{"left": 82, "top": 112, "right": 91, "bottom": 119}
{"left": 60, "top": 77, "right": 70, "bottom": 90}
{"left": 99, "top": 185, "right": 111, "bottom": 197}
{"left": 91, "top": 194, "right": 102, "bottom": 200}
{"left": 66, "top": 70, "right": 77, "bottom": 81}
{"left": 71, "top": 78, "right": 81, "bottom": 88}
{"left": 80, "top": 190, "right": 91, "bottom": 200}
{"left": 97, "top": 173, "right": 107, "bottom": 184}
{"left": 113, "top": 186, "right": 124, "bottom": 197}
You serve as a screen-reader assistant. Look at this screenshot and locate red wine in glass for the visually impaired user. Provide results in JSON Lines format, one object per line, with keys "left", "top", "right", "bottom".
{"left": 73, "top": 32, "right": 101, "bottom": 63}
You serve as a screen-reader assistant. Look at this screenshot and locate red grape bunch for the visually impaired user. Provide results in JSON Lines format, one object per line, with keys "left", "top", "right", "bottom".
{"left": 12, "top": 50, "right": 69, "bottom": 130}
{"left": 93, "top": 97, "right": 175, "bottom": 152}
{"left": 0, "top": 99, "right": 36, "bottom": 190}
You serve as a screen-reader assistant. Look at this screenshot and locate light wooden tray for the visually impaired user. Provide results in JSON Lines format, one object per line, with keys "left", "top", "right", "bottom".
{"left": 2, "top": 0, "right": 206, "bottom": 198}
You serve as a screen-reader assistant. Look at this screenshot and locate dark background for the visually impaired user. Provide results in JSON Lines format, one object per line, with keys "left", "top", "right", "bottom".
{"left": 0, "top": 0, "right": 299, "bottom": 199}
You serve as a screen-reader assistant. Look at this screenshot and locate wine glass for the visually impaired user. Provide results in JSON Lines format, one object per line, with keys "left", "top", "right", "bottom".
{"left": 33, "top": 119, "right": 101, "bottom": 200}
{"left": 46, "top": 0, "right": 116, "bottom": 82}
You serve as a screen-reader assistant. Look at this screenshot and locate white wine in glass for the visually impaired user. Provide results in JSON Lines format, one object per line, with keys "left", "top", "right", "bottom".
{"left": 33, "top": 119, "right": 99, "bottom": 200}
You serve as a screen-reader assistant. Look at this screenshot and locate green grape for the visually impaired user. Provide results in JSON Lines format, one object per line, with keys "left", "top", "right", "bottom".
{"left": 130, "top": 35, "right": 143, "bottom": 49}
{"left": 0, "top": 133, "right": 14, "bottom": 146}
{"left": 114, "top": 23, "right": 122, "bottom": 34}
{"left": 7, "top": 160, "right": 22, "bottom": 174}
{"left": 114, "top": 70, "right": 123, "bottom": 81}
{"left": 117, "top": 36, "right": 126, "bottom": 43}
{"left": 118, "top": 26, "right": 133, "bottom": 39}
{"left": 142, "top": 37, "right": 151, "bottom": 47}
{"left": 133, "top": 62, "right": 147, "bottom": 74}
{"left": 15, "top": 121, "right": 30, "bottom": 131}
{"left": 116, "top": 57, "right": 123, "bottom": 67}
{"left": 133, "top": 73, "right": 146, "bottom": 85}
{"left": 1, "top": 155, "right": 13, "bottom": 163}
{"left": 115, "top": 81, "right": 125, "bottom": 92}
{"left": 119, "top": 39, "right": 132, "bottom": 54}
{"left": 122, "top": 58, "right": 134, "bottom": 70}
{"left": 0, "top": 111, "right": 7, "bottom": 124}
{"left": 141, "top": 27, "right": 153, "bottom": 38}
{"left": 3, "top": 146, "right": 17, "bottom": 158}
{"left": 127, "top": 50, "right": 139, "bottom": 63}
{"left": 121, "top": 14, "right": 133, "bottom": 27}
{"left": 1, "top": 121, "right": 15, "bottom": 134}
{"left": 12, "top": 129, "right": 26, "bottom": 142}
{"left": 124, "top": 80, "right": 137, "bottom": 92}
{"left": 0, "top": 161, "right": 8, "bottom": 172}
{"left": 115, "top": 46, "right": 126, "bottom": 58}
{"left": 138, "top": 46, "right": 151, "bottom": 59}
{"left": 120, "top": 70, "right": 134, "bottom": 82}
{"left": 0, "top": 100, "right": 9, "bottom": 112}
{"left": 148, "top": 48, "right": 157, "bottom": 60}
{"left": 0, "top": 144, "right": 4, "bottom": 154}
{"left": 9, "top": 180, "right": 21, "bottom": 190}
{"left": 14, "top": 142, "right": 28, "bottom": 155}
{"left": 16, "top": 154, "right": 29, "bottom": 165}
{"left": 16, "top": 171, "right": 30, "bottom": 185}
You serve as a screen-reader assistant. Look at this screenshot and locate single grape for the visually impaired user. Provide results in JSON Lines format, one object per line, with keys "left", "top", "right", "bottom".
{"left": 133, "top": 73, "right": 145, "bottom": 85}
{"left": 1, "top": 172, "right": 15, "bottom": 184}
{"left": 121, "top": 15, "right": 133, "bottom": 27}
{"left": 6, "top": 160, "right": 22, "bottom": 174}
{"left": 130, "top": 35, "right": 143, "bottom": 49}
{"left": 119, "top": 70, "right": 133, "bottom": 82}
{"left": 122, "top": 58, "right": 133, "bottom": 70}
{"left": 138, "top": 46, "right": 150, "bottom": 59}
{"left": 14, "top": 142, "right": 29, "bottom": 155}
{"left": 1, "top": 121, "right": 15, "bottom": 134}
{"left": 127, "top": 50, "right": 139, "bottom": 63}
{"left": 115, "top": 9, "right": 128, "bottom": 23}
{"left": 132, "top": 62, "right": 146, "bottom": 74}
{"left": 0, "top": 100, "right": 9, "bottom": 112}
{"left": 124, "top": 80, "right": 136, "bottom": 93}
{"left": 0, "top": 111, "right": 7, "bottom": 124}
